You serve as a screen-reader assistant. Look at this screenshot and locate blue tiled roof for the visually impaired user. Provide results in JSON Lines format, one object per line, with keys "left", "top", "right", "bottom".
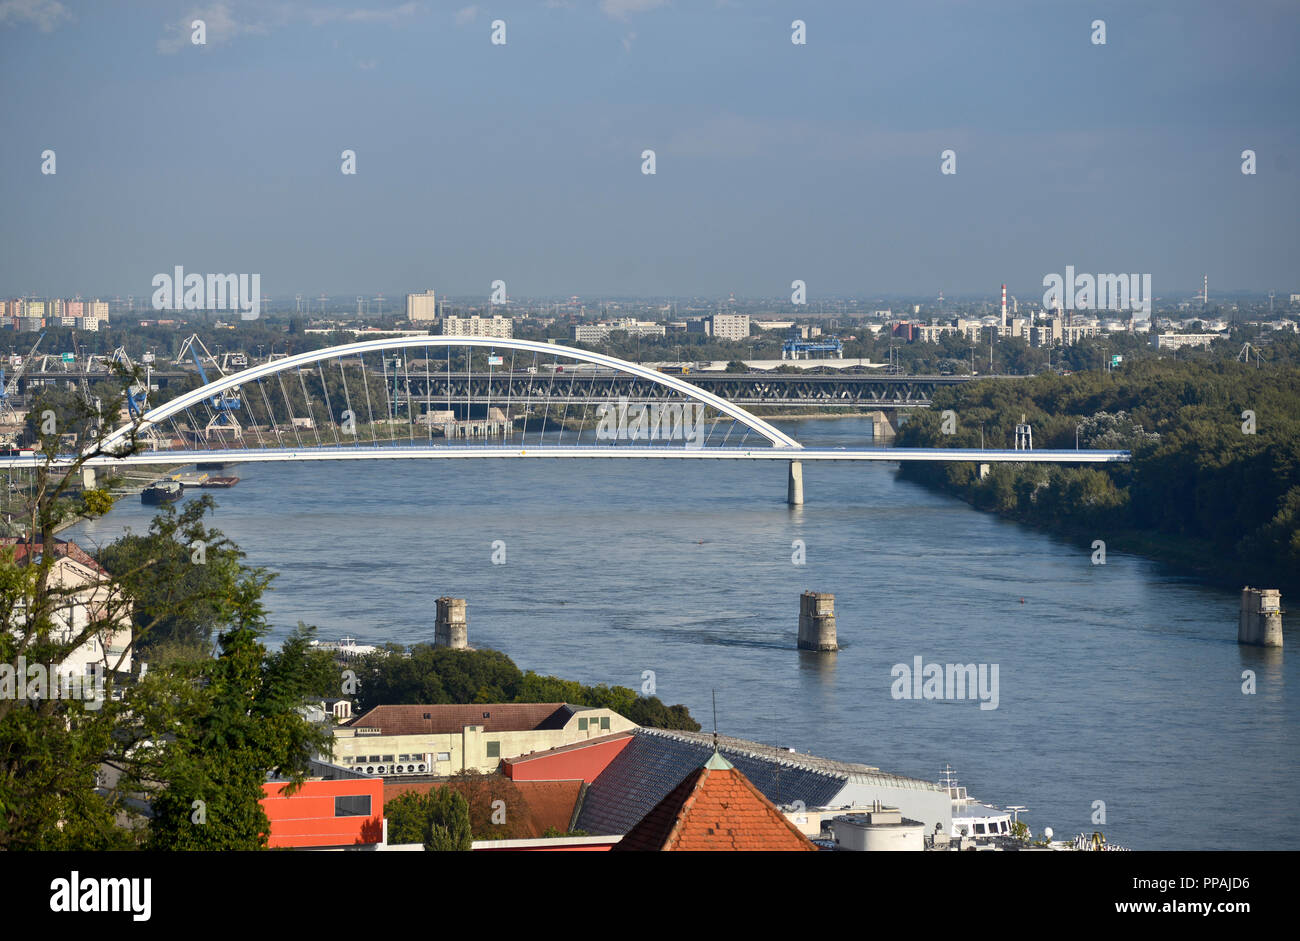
{"left": 576, "top": 729, "right": 844, "bottom": 836}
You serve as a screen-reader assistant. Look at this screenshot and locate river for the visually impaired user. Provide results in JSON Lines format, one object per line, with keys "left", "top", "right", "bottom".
{"left": 66, "top": 416, "right": 1298, "bottom": 850}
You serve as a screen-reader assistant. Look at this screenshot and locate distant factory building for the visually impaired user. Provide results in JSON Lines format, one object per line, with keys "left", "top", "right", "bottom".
{"left": 406, "top": 290, "right": 438, "bottom": 322}
{"left": 440, "top": 314, "right": 513, "bottom": 339}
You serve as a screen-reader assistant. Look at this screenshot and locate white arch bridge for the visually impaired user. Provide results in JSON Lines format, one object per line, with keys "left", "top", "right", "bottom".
{"left": 4, "top": 337, "right": 1128, "bottom": 504}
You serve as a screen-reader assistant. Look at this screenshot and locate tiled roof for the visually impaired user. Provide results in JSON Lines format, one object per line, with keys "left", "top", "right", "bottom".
{"left": 576, "top": 729, "right": 845, "bottom": 836}
{"left": 0, "top": 537, "right": 107, "bottom": 575}
{"left": 613, "top": 759, "right": 817, "bottom": 852}
{"left": 346, "top": 703, "right": 578, "bottom": 736}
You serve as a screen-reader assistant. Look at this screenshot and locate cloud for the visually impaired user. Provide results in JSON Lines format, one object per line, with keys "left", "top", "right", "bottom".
{"left": 357, "top": 58, "right": 379, "bottom": 69}
{"left": 157, "top": 3, "right": 421, "bottom": 53}
{"left": 0, "top": 0, "right": 72, "bottom": 31}
{"left": 157, "top": 3, "right": 267, "bottom": 55}
{"left": 600, "top": 0, "right": 668, "bottom": 21}
{"left": 311, "top": 2, "right": 420, "bottom": 25}
{"left": 621, "top": 31, "right": 635, "bottom": 52}
{"left": 454, "top": 5, "right": 478, "bottom": 26}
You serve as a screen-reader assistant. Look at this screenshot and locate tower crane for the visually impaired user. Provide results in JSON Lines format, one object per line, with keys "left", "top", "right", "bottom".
{"left": 175, "top": 334, "right": 242, "bottom": 440}
{"left": 0, "top": 331, "right": 47, "bottom": 423}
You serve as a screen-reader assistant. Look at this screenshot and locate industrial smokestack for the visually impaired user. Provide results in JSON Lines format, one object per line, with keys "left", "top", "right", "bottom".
{"left": 1001, "top": 284, "right": 1007, "bottom": 330}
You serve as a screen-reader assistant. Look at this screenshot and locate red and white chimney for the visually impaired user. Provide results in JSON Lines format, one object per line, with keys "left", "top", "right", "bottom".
{"left": 1001, "top": 283, "right": 1007, "bottom": 329}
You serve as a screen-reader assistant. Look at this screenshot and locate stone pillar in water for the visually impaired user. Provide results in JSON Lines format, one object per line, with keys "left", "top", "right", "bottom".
{"left": 435, "top": 597, "right": 469, "bottom": 649}
{"left": 798, "top": 591, "right": 838, "bottom": 651}
{"left": 1238, "top": 587, "right": 1283, "bottom": 648}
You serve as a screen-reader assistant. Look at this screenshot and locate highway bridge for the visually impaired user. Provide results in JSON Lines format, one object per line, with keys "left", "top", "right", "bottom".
{"left": 3, "top": 338, "right": 1123, "bottom": 506}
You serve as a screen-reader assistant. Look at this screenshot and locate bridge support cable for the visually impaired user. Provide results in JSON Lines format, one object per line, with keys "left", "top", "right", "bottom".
{"left": 316, "top": 361, "right": 342, "bottom": 447}
{"left": 297, "top": 367, "right": 324, "bottom": 449}
{"left": 276, "top": 371, "right": 304, "bottom": 450}
{"left": 335, "top": 360, "right": 358, "bottom": 447}
{"left": 402, "top": 350, "right": 414, "bottom": 444}
{"left": 358, "top": 357, "right": 379, "bottom": 446}
{"left": 255, "top": 379, "right": 281, "bottom": 448}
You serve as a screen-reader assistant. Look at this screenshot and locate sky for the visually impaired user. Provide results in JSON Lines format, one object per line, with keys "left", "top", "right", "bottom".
{"left": 1, "top": 0, "right": 1297, "bottom": 302}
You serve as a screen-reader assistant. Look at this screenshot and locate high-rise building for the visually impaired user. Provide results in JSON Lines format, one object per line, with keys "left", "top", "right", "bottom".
{"left": 440, "top": 314, "right": 512, "bottom": 339}
{"left": 88, "top": 299, "right": 109, "bottom": 323}
{"left": 406, "top": 290, "right": 438, "bottom": 322}
{"left": 707, "top": 313, "right": 750, "bottom": 341}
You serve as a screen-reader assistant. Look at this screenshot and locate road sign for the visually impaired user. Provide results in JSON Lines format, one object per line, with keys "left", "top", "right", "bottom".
{"left": 1110, "top": 355, "right": 1123, "bottom": 367}
{"left": 62, "top": 352, "right": 75, "bottom": 362}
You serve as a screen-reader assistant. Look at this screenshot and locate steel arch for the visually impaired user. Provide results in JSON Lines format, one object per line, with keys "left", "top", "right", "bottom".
{"left": 99, "top": 336, "right": 803, "bottom": 454}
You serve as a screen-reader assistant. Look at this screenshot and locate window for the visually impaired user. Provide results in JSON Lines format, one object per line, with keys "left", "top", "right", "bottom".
{"left": 578, "top": 718, "right": 588, "bottom": 731}
{"left": 335, "top": 795, "right": 371, "bottom": 817}
{"left": 485, "top": 741, "right": 500, "bottom": 758}
{"left": 382, "top": 755, "right": 394, "bottom": 762}
{"left": 436, "top": 752, "right": 450, "bottom": 762}
{"left": 600, "top": 716, "right": 610, "bottom": 730}
{"left": 974, "top": 823, "right": 986, "bottom": 834}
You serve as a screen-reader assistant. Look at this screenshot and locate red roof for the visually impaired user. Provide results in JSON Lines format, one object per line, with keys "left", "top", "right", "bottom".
{"left": 613, "top": 756, "right": 817, "bottom": 852}
{"left": 0, "top": 537, "right": 107, "bottom": 575}
{"left": 347, "top": 703, "right": 578, "bottom": 735}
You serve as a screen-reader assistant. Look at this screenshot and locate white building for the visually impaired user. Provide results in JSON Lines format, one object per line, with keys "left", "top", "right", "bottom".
{"left": 1152, "top": 332, "right": 1224, "bottom": 349}
{"left": 406, "top": 290, "right": 438, "bottom": 322}
{"left": 1, "top": 538, "right": 133, "bottom": 680}
{"left": 571, "top": 319, "right": 666, "bottom": 343}
{"left": 440, "top": 314, "right": 513, "bottom": 339}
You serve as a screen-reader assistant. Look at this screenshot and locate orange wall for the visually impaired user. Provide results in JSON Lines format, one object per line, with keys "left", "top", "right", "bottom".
{"left": 261, "top": 778, "right": 384, "bottom": 848}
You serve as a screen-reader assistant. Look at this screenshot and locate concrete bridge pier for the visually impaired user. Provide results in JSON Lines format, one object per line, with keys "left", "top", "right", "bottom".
{"left": 787, "top": 460, "right": 804, "bottom": 506}
{"left": 1239, "top": 587, "right": 1283, "bottom": 648}
{"left": 798, "top": 591, "right": 838, "bottom": 651}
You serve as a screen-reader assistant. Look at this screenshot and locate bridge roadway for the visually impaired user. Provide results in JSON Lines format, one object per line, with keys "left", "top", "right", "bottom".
{"left": 1, "top": 445, "right": 1131, "bottom": 469}
{"left": 19, "top": 369, "right": 984, "bottom": 409}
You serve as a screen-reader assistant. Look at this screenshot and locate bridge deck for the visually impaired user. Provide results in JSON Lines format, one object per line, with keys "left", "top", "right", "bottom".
{"left": 1, "top": 446, "right": 1130, "bottom": 469}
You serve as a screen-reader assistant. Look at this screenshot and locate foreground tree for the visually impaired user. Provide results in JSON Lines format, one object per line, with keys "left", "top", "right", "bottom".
{"left": 2, "top": 376, "right": 335, "bottom": 849}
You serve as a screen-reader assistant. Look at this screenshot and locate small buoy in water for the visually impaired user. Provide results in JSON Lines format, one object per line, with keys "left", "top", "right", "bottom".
{"left": 1019, "top": 598, "right": 1025, "bottom": 604}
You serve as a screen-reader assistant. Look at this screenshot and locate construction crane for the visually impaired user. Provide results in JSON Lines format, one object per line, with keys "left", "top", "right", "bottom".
{"left": 70, "top": 334, "right": 102, "bottom": 436}
{"left": 0, "top": 331, "right": 47, "bottom": 423}
{"left": 176, "top": 334, "right": 242, "bottom": 440}
{"left": 109, "top": 346, "right": 151, "bottom": 419}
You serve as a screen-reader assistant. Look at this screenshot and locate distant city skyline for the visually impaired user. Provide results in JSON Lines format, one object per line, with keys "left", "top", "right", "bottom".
{"left": 2, "top": 1, "right": 1297, "bottom": 297}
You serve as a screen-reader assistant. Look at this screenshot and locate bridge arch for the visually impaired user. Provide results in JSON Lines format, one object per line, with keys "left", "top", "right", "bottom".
{"left": 99, "top": 336, "right": 803, "bottom": 454}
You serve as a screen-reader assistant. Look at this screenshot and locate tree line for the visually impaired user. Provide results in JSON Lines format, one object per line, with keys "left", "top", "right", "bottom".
{"left": 895, "top": 359, "right": 1300, "bottom": 593}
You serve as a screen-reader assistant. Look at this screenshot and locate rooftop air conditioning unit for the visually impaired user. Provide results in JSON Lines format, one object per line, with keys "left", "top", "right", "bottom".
{"left": 365, "top": 766, "right": 375, "bottom": 775}
{"left": 375, "top": 765, "right": 387, "bottom": 774}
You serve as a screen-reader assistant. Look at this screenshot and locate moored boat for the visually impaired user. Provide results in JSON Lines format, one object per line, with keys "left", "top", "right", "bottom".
{"left": 141, "top": 480, "right": 183, "bottom": 505}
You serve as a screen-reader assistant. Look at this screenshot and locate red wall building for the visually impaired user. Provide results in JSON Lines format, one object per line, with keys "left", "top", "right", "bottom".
{"left": 261, "top": 777, "right": 384, "bottom": 849}
{"left": 503, "top": 732, "right": 633, "bottom": 784}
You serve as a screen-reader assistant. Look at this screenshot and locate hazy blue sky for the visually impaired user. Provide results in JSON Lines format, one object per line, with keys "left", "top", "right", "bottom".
{"left": 2, "top": 0, "right": 1297, "bottom": 301}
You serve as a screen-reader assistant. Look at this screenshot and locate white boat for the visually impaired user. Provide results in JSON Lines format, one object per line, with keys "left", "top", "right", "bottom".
{"left": 309, "top": 635, "right": 377, "bottom": 658}
{"left": 939, "top": 765, "right": 1014, "bottom": 840}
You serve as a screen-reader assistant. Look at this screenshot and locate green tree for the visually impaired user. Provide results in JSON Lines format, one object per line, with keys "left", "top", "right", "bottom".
{"left": 424, "top": 787, "right": 473, "bottom": 851}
